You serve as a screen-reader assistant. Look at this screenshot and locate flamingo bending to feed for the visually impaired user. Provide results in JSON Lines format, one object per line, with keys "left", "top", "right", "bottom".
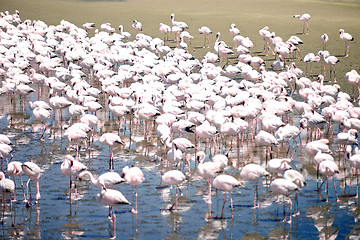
{"left": 6, "top": 161, "right": 24, "bottom": 201}
{"left": 162, "top": 169, "right": 186, "bottom": 211}
{"left": 60, "top": 155, "right": 87, "bottom": 199}
{"left": 270, "top": 178, "right": 299, "bottom": 223}
{"left": 22, "top": 162, "right": 42, "bottom": 206}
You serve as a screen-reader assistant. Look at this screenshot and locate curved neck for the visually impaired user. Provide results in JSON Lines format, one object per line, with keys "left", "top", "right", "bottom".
{"left": 80, "top": 170, "right": 98, "bottom": 187}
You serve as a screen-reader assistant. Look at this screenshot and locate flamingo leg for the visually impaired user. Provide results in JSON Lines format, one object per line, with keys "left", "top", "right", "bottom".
{"left": 229, "top": 192, "right": 234, "bottom": 219}
{"left": 221, "top": 191, "right": 226, "bottom": 218}
{"left": 207, "top": 178, "right": 212, "bottom": 204}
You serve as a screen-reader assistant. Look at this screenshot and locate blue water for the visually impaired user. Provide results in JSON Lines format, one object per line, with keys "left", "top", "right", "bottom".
{"left": 0, "top": 94, "right": 359, "bottom": 239}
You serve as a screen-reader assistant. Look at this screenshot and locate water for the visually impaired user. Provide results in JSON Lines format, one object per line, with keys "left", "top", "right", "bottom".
{"left": 1, "top": 0, "right": 360, "bottom": 239}
{"left": 0, "top": 88, "right": 359, "bottom": 239}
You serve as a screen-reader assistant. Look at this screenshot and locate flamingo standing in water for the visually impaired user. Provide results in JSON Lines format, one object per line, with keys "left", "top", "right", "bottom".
{"left": 270, "top": 178, "right": 299, "bottom": 223}
{"left": 162, "top": 169, "right": 186, "bottom": 211}
{"left": 339, "top": 29, "right": 354, "bottom": 57}
{"left": 96, "top": 185, "right": 130, "bottom": 239}
{"left": 60, "top": 155, "right": 87, "bottom": 200}
{"left": 196, "top": 151, "right": 221, "bottom": 205}
{"left": 240, "top": 163, "right": 270, "bottom": 208}
{"left": 32, "top": 107, "right": 51, "bottom": 141}
{"left": 349, "top": 149, "right": 360, "bottom": 199}
{"left": 99, "top": 133, "right": 125, "bottom": 171}
{"left": 283, "top": 169, "right": 306, "bottom": 216}
{"left": 213, "top": 174, "right": 241, "bottom": 219}
{"left": 6, "top": 161, "right": 24, "bottom": 201}
{"left": 22, "top": 162, "right": 42, "bottom": 206}
{"left": 293, "top": 13, "right": 311, "bottom": 34}
{"left": 122, "top": 166, "right": 145, "bottom": 214}
{"left": 317, "top": 160, "right": 340, "bottom": 203}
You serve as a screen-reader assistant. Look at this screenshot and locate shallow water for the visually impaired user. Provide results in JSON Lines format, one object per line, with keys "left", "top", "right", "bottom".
{"left": 0, "top": 88, "right": 359, "bottom": 240}
{"left": 1, "top": 0, "right": 360, "bottom": 239}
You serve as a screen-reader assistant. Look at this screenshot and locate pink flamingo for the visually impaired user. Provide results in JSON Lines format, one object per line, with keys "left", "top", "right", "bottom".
{"left": 240, "top": 163, "right": 270, "bottom": 208}
{"left": 159, "top": 23, "right": 171, "bottom": 42}
{"left": 6, "top": 161, "right": 24, "bottom": 201}
{"left": 270, "top": 178, "right": 299, "bottom": 223}
{"left": 213, "top": 174, "right": 241, "bottom": 219}
{"left": 22, "top": 162, "right": 42, "bottom": 206}
{"left": 196, "top": 151, "right": 221, "bottom": 205}
{"left": 283, "top": 169, "right": 306, "bottom": 216}
{"left": 60, "top": 155, "right": 87, "bottom": 199}
{"left": 99, "top": 133, "right": 125, "bottom": 171}
{"left": 96, "top": 185, "right": 130, "bottom": 239}
{"left": 162, "top": 169, "right": 186, "bottom": 211}
{"left": 132, "top": 20, "right": 142, "bottom": 32}
{"left": 339, "top": 29, "right": 354, "bottom": 57}
{"left": 317, "top": 160, "right": 340, "bottom": 203}
{"left": 122, "top": 166, "right": 145, "bottom": 214}
{"left": 320, "top": 33, "right": 329, "bottom": 50}
{"left": 293, "top": 13, "right": 311, "bottom": 34}
{"left": 198, "top": 26, "right": 212, "bottom": 48}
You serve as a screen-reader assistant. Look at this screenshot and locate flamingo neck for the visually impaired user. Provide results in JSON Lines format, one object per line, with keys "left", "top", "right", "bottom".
{"left": 81, "top": 170, "right": 99, "bottom": 187}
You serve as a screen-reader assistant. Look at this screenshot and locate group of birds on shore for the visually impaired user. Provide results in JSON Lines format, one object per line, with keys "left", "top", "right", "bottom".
{"left": 0, "top": 9, "right": 359, "bottom": 238}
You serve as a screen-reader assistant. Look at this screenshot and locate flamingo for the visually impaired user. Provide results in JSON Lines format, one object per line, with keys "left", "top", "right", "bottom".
{"left": 121, "top": 166, "right": 145, "bottom": 214}
{"left": 96, "top": 185, "right": 130, "bottom": 239}
{"left": 196, "top": 151, "right": 221, "bottom": 205}
{"left": 349, "top": 149, "right": 360, "bottom": 199}
{"left": 213, "top": 174, "right": 241, "bottom": 219}
{"left": 320, "top": 33, "right": 329, "bottom": 50}
{"left": 255, "top": 130, "right": 279, "bottom": 159}
{"left": 0, "top": 171, "right": 15, "bottom": 203}
{"left": 270, "top": 178, "right": 299, "bottom": 223}
{"left": 32, "top": 107, "right": 51, "bottom": 141}
{"left": 0, "top": 143, "right": 13, "bottom": 171}
{"left": 6, "top": 161, "right": 24, "bottom": 201}
{"left": 82, "top": 22, "right": 95, "bottom": 31}
{"left": 229, "top": 23, "right": 240, "bottom": 37}
{"left": 159, "top": 23, "right": 171, "bottom": 42}
{"left": 132, "top": 19, "right": 142, "bottom": 32}
{"left": 0, "top": 134, "right": 13, "bottom": 145}
{"left": 60, "top": 155, "right": 87, "bottom": 199}
{"left": 240, "top": 163, "right": 270, "bottom": 208}
{"left": 198, "top": 26, "right": 212, "bottom": 48}
{"left": 317, "top": 160, "right": 340, "bottom": 203}
{"left": 339, "top": 29, "right": 354, "bottom": 57}
{"left": 283, "top": 169, "right": 306, "bottom": 216}
{"left": 79, "top": 170, "right": 125, "bottom": 189}
{"left": 170, "top": 13, "right": 188, "bottom": 29}
{"left": 293, "top": 13, "right": 311, "bottom": 34}
{"left": 119, "top": 25, "right": 131, "bottom": 41}
{"left": 303, "top": 53, "right": 320, "bottom": 75}
{"left": 99, "top": 133, "right": 125, "bottom": 171}
{"left": 161, "top": 169, "right": 186, "bottom": 211}
{"left": 323, "top": 55, "right": 339, "bottom": 82}
{"left": 22, "top": 162, "right": 42, "bottom": 206}
{"left": 266, "top": 158, "right": 292, "bottom": 177}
